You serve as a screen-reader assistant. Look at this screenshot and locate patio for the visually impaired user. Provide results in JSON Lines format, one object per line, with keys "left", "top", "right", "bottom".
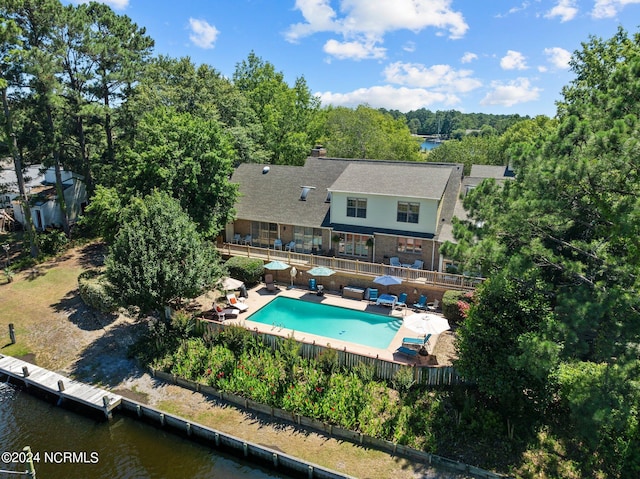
{"left": 204, "top": 282, "right": 455, "bottom": 366}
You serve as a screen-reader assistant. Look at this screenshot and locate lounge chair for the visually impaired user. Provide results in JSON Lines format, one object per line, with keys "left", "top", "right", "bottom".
{"left": 396, "top": 292, "right": 408, "bottom": 308}
{"left": 274, "top": 239, "right": 283, "bottom": 250}
{"left": 368, "top": 288, "right": 379, "bottom": 303}
{"left": 285, "top": 241, "right": 296, "bottom": 252}
{"left": 402, "top": 334, "right": 431, "bottom": 348}
{"left": 226, "top": 294, "right": 249, "bottom": 312}
{"left": 409, "top": 259, "right": 424, "bottom": 269}
{"left": 232, "top": 233, "right": 241, "bottom": 244}
{"left": 395, "top": 346, "right": 418, "bottom": 358}
{"left": 413, "top": 295, "right": 427, "bottom": 310}
{"left": 427, "top": 299, "right": 440, "bottom": 312}
{"left": 265, "top": 273, "right": 277, "bottom": 292}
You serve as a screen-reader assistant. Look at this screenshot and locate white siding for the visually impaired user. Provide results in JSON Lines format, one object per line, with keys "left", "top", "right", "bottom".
{"left": 330, "top": 192, "right": 439, "bottom": 234}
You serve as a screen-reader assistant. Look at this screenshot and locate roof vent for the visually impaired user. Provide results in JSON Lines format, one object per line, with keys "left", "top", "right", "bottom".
{"left": 300, "top": 186, "right": 315, "bottom": 201}
{"left": 262, "top": 166, "right": 270, "bottom": 174}
{"left": 325, "top": 190, "right": 332, "bottom": 203}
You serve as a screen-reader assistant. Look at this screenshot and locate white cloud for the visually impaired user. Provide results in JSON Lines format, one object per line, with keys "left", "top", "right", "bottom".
{"left": 286, "top": 0, "right": 469, "bottom": 60}
{"left": 495, "top": 2, "right": 532, "bottom": 18}
{"left": 383, "top": 62, "right": 482, "bottom": 93}
{"left": 545, "top": 0, "right": 579, "bottom": 22}
{"left": 68, "top": 0, "right": 129, "bottom": 9}
{"left": 544, "top": 47, "right": 571, "bottom": 69}
{"left": 403, "top": 41, "right": 416, "bottom": 53}
{"left": 323, "top": 39, "right": 386, "bottom": 60}
{"left": 480, "top": 78, "right": 541, "bottom": 107}
{"left": 500, "top": 50, "right": 528, "bottom": 70}
{"left": 461, "top": 52, "right": 478, "bottom": 64}
{"left": 592, "top": 0, "right": 640, "bottom": 18}
{"left": 188, "top": 18, "right": 219, "bottom": 49}
{"left": 317, "top": 85, "right": 460, "bottom": 111}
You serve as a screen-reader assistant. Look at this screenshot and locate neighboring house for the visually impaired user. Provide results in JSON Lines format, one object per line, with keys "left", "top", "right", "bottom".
{"left": 228, "top": 150, "right": 464, "bottom": 272}
{"left": 438, "top": 163, "right": 515, "bottom": 273}
{"left": 0, "top": 162, "right": 87, "bottom": 231}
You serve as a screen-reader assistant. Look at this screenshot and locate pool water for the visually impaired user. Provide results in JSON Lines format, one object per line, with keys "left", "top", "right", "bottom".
{"left": 246, "top": 297, "right": 401, "bottom": 349}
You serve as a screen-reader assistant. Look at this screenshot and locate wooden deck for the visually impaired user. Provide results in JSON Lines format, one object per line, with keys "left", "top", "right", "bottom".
{"left": 0, "top": 355, "right": 121, "bottom": 418}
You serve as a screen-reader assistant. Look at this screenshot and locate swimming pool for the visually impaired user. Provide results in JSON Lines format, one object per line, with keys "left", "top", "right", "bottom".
{"left": 246, "top": 296, "right": 401, "bottom": 349}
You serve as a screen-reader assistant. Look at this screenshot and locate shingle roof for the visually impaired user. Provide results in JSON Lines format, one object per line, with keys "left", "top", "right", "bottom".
{"left": 231, "top": 158, "right": 350, "bottom": 227}
{"left": 328, "top": 162, "right": 454, "bottom": 200}
{"left": 469, "top": 164, "right": 511, "bottom": 179}
{"left": 231, "top": 158, "right": 462, "bottom": 229}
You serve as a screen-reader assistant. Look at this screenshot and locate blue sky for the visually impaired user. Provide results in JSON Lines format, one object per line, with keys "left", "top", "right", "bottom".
{"left": 70, "top": 0, "right": 640, "bottom": 117}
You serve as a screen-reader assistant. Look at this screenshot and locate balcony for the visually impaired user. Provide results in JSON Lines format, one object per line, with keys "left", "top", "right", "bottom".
{"left": 218, "top": 243, "right": 482, "bottom": 291}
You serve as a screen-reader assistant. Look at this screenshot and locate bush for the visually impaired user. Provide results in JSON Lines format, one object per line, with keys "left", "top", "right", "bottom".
{"left": 442, "top": 290, "right": 467, "bottom": 326}
{"left": 224, "top": 256, "right": 264, "bottom": 286}
{"left": 78, "top": 269, "right": 118, "bottom": 313}
{"left": 39, "top": 230, "right": 69, "bottom": 256}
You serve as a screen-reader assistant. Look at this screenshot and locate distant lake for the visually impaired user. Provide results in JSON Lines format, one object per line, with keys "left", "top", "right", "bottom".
{"left": 420, "top": 140, "right": 443, "bottom": 151}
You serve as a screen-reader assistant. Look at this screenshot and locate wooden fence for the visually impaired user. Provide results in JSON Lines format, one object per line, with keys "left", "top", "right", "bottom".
{"left": 198, "top": 320, "right": 466, "bottom": 387}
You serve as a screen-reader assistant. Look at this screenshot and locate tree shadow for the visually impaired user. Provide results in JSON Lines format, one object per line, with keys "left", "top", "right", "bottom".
{"left": 66, "top": 319, "right": 148, "bottom": 388}
{"left": 51, "top": 289, "right": 119, "bottom": 331}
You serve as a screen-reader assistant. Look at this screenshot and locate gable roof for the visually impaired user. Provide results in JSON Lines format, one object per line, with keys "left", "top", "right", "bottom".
{"left": 328, "top": 162, "right": 455, "bottom": 200}
{"left": 231, "top": 158, "right": 350, "bottom": 227}
{"left": 469, "top": 164, "right": 514, "bottom": 179}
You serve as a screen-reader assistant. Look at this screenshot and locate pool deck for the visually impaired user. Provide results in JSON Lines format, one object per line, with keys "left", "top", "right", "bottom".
{"left": 217, "top": 284, "right": 443, "bottom": 366}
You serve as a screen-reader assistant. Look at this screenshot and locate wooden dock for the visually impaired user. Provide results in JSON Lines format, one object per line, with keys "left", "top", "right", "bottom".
{"left": 0, "top": 354, "right": 121, "bottom": 419}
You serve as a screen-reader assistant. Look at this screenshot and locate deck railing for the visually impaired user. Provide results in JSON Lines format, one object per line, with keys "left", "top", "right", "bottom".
{"left": 218, "top": 242, "right": 482, "bottom": 291}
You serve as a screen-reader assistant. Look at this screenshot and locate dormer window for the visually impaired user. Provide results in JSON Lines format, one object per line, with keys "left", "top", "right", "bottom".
{"left": 300, "top": 186, "right": 315, "bottom": 201}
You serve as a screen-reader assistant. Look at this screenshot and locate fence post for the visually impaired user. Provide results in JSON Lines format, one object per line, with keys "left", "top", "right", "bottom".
{"left": 9, "top": 323, "right": 15, "bottom": 344}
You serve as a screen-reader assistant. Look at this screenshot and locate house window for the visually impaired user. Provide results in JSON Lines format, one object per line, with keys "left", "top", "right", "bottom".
{"left": 251, "top": 221, "right": 278, "bottom": 248}
{"left": 397, "top": 202, "right": 419, "bottom": 223}
{"left": 294, "top": 226, "right": 323, "bottom": 253}
{"left": 346, "top": 197, "right": 367, "bottom": 218}
{"left": 398, "top": 237, "right": 422, "bottom": 254}
{"left": 338, "top": 233, "right": 369, "bottom": 257}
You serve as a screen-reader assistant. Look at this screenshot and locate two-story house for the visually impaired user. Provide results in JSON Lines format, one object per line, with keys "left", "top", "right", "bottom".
{"left": 227, "top": 151, "right": 463, "bottom": 272}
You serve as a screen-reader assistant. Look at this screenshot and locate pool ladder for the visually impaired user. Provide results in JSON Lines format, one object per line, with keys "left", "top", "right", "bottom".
{"left": 271, "top": 322, "right": 285, "bottom": 331}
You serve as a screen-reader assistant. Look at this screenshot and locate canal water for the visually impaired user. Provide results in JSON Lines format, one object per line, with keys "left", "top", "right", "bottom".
{"left": 0, "top": 382, "right": 290, "bottom": 479}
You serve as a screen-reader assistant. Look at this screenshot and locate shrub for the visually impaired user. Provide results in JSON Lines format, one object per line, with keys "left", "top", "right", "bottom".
{"left": 78, "top": 269, "right": 118, "bottom": 313}
{"left": 39, "top": 230, "right": 69, "bottom": 256}
{"left": 224, "top": 256, "right": 264, "bottom": 286}
{"left": 442, "top": 290, "right": 467, "bottom": 326}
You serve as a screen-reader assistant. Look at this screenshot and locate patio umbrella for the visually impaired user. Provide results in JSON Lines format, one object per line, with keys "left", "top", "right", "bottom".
{"left": 306, "top": 266, "right": 336, "bottom": 277}
{"left": 422, "top": 314, "right": 451, "bottom": 335}
{"left": 403, "top": 313, "right": 451, "bottom": 336}
{"left": 264, "top": 260, "right": 290, "bottom": 283}
{"left": 263, "top": 260, "right": 290, "bottom": 270}
{"left": 219, "top": 277, "right": 244, "bottom": 291}
{"left": 403, "top": 313, "right": 431, "bottom": 336}
{"left": 373, "top": 274, "right": 403, "bottom": 293}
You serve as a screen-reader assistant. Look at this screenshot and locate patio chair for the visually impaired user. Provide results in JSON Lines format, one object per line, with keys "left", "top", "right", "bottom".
{"left": 396, "top": 292, "right": 408, "bottom": 308}
{"left": 226, "top": 294, "right": 249, "bottom": 312}
{"left": 390, "top": 257, "right": 401, "bottom": 268}
{"left": 368, "top": 288, "right": 379, "bottom": 303}
{"left": 412, "top": 295, "right": 427, "bottom": 310}
{"left": 427, "top": 299, "right": 440, "bottom": 312}
{"left": 395, "top": 346, "right": 418, "bottom": 358}
{"left": 402, "top": 334, "right": 431, "bottom": 348}
{"left": 308, "top": 278, "right": 317, "bottom": 291}
{"left": 242, "top": 234, "right": 252, "bottom": 245}
{"left": 285, "top": 241, "right": 296, "bottom": 252}
{"left": 232, "top": 233, "right": 241, "bottom": 244}
{"left": 409, "top": 259, "right": 424, "bottom": 269}
{"left": 265, "top": 273, "right": 277, "bottom": 292}
{"left": 274, "top": 239, "right": 283, "bottom": 250}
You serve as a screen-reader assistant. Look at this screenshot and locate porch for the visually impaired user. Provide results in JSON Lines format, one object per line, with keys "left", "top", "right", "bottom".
{"left": 218, "top": 242, "right": 482, "bottom": 292}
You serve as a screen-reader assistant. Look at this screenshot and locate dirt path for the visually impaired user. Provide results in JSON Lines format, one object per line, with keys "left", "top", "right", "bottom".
{"left": 0, "top": 243, "right": 469, "bottom": 479}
